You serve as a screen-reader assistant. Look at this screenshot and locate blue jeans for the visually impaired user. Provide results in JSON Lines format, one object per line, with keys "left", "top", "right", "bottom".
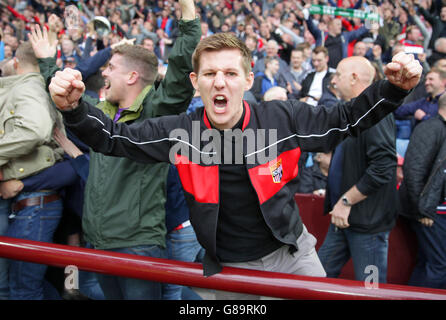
{"left": 6, "top": 191, "right": 63, "bottom": 300}
{"left": 318, "top": 224, "right": 389, "bottom": 283}
{"left": 163, "top": 224, "right": 204, "bottom": 300}
{"left": 78, "top": 243, "right": 105, "bottom": 300}
{"left": 0, "top": 198, "right": 11, "bottom": 300}
{"left": 96, "top": 244, "right": 167, "bottom": 300}
{"left": 408, "top": 216, "right": 446, "bottom": 289}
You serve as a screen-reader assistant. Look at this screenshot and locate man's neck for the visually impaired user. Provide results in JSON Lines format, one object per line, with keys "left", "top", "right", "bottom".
{"left": 315, "top": 68, "right": 327, "bottom": 74}
{"left": 117, "top": 87, "right": 144, "bottom": 108}
{"left": 17, "top": 66, "right": 39, "bottom": 75}
{"left": 265, "top": 70, "right": 274, "bottom": 80}
{"left": 292, "top": 65, "right": 302, "bottom": 72}
{"left": 432, "top": 90, "right": 445, "bottom": 99}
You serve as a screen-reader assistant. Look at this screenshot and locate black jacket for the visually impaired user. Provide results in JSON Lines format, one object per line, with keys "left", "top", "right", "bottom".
{"left": 324, "top": 114, "right": 398, "bottom": 234}
{"left": 297, "top": 69, "right": 334, "bottom": 101}
{"left": 399, "top": 114, "right": 446, "bottom": 220}
{"left": 62, "top": 80, "right": 408, "bottom": 276}
{"left": 297, "top": 163, "right": 328, "bottom": 194}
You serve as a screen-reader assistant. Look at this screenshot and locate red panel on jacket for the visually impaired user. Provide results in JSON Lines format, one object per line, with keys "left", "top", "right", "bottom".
{"left": 248, "top": 148, "right": 301, "bottom": 205}
{"left": 174, "top": 154, "right": 219, "bottom": 204}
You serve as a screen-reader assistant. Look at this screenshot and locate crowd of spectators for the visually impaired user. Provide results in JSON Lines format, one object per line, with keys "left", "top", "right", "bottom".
{"left": 0, "top": 0, "right": 445, "bottom": 298}
{"left": 1, "top": 0, "right": 445, "bottom": 100}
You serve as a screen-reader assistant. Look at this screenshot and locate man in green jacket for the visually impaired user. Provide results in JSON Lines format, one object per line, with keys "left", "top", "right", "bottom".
{"left": 85, "top": 0, "right": 199, "bottom": 300}
{"left": 50, "top": 0, "right": 199, "bottom": 300}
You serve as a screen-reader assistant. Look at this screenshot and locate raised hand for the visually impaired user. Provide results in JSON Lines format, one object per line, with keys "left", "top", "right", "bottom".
{"left": 49, "top": 68, "right": 85, "bottom": 111}
{"left": 384, "top": 52, "right": 422, "bottom": 91}
{"left": 179, "top": 0, "right": 195, "bottom": 21}
{"left": 110, "top": 37, "right": 136, "bottom": 49}
{"left": 28, "top": 24, "right": 58, "bottom": 59}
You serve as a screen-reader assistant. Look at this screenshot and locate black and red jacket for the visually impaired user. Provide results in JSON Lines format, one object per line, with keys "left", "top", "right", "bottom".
{"left": 63, "top": 80, "right": 409, "bottom": 276}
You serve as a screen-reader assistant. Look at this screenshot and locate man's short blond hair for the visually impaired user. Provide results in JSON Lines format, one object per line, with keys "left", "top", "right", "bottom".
{"left": 15, "top": 42, "right": 38, "bottom": 68}
{"left": 112, "top": 44, "right": 159, "bottom": 87}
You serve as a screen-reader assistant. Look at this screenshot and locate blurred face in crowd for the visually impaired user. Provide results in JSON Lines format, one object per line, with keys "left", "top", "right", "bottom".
{"left": 265, "top": 40, "right": 278, "bottom": 57}
{"left": 312, "top": 51, "right": 328, "bottom": 73}
{"left": 328, "top": 19, "right": 342, "bottom": 36}
{"left": 425, "top": 71, "right": 446, "bottom": 97}
{"left": 353, "top": 41, "right": 367, "bottom": 57}
{"left": 259, "top": 22, "right": 270, "bottom": 37}
{"left": 142, "top": 38, "right": 155, "bottom": 52}
{"left": 399, "top": 10, "right": 408, "bottom": 25}
{"left": 245, "top": 24, "right": 254, "bottom": 36}
{"left": 201, "top": 22, "right": 209, "bottom": 35}
{"left": 102, "top": 54, "right": 130, "bottom": 105}
{"left": 190, "top": 49, "right": 254, "bottom": 130}
{"left": 441, "top": 7, "right": 446, "bottom": 21}
{"left": 435, "top": 59, "right": 446, "bottom": 71}
{"left": 3, "top": 45, "right": 12, "bottom": 59}
{"left": 407, "top": 27, "right": 422, "bottom": 42}
{"left": 315, "top": 152, "right": 332, "bottom": 172}
{"left": 4, "top": 34, "right": 18, "bottom": 51}
{"left": 245, "top": 36, "right": 257, "bottom": 52}
{"left": 265, "top": 59, "right": 279, "bottom": 76}
{"left": 290, "top": 50, "right": 304, "bottom": 69}
{"left": 383, "top": 8, "right": 393, "bottom": 21}
{"left": 221, "top": 23, "right": 230, "bottom": 32}
{"left": 61, "top": 39, "right": 74, "bottom": 56}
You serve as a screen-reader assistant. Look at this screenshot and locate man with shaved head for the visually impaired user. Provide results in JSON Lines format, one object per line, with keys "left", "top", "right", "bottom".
{"left": 318, "top": 56, "right": 398, "bottom": 284}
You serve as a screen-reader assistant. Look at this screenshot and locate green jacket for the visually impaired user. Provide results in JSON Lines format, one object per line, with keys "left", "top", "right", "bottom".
{"left": 83, "top": 18, "right": 200, "bottom": 249}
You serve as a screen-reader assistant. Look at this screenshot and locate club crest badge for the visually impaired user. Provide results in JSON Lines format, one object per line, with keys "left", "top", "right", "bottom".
{"left": 269, "top": 159, "right": 283, "bottom": 183}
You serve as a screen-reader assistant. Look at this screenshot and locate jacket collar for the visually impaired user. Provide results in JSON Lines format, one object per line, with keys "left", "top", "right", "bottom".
{"left": 99, "top": 84, "right": 152, "bottom": 122}
{"left": 203, "top": 100, "right": 251, "bottom": 131}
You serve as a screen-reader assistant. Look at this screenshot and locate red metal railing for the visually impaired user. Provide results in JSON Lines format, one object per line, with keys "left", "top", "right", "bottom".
{"left": 0, "top": 236, "right": 445, "bottom": 300}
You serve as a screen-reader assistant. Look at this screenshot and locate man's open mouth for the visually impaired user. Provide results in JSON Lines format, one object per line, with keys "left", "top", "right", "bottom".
{"left": 104, "top": 79, "right": 111, "bottom": 90}
{"left": 214, "top": 95, "right": 227, "bottom": 112}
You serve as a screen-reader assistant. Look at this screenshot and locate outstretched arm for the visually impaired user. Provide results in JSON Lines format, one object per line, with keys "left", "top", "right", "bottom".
{"left": 49, "top": 69, "right": 181, "bottom": 164}
{"left": 149, "top": 0, "right": 201, "bottom": 117}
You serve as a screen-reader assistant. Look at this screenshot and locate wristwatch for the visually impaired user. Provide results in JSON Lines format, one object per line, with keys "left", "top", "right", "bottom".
{"left": 341, "top": 195, "right": 352, "bottom": 207}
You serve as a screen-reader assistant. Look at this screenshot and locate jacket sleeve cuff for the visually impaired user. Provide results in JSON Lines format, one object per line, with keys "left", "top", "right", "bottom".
{"left": 381, "top": 81, "right": 411, "bottom": 103}
{"left": 61, "top": 98, "right": 90, "bottom": 126}
{"left": 178, "top": 17, "right": 201, "bottom": 33}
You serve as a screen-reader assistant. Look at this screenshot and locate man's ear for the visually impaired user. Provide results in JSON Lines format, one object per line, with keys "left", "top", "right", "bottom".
{"left": 244, "top": 71, "right": 254, "bottom": 91}
{"left": 351, "top": 72, "right": 358, "bottom": 85}
{"left": 13, "top": 57, "right": 18, "bottom": 70}
{"left": 128, "top": 71, "right": 139, "bottom": 85}
{"left": 189, "top": 72, "right": 199, "bottom": 90}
